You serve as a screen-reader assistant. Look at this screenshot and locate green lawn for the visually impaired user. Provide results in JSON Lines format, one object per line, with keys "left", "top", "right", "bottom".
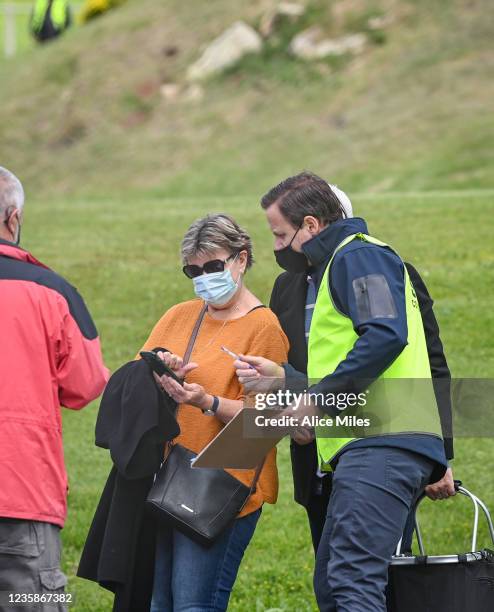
{"left": 23, "top": 190, "right": 494, "bottom": 611}
{"left": 3, "top": 0, "right": 492, "bottom": 607}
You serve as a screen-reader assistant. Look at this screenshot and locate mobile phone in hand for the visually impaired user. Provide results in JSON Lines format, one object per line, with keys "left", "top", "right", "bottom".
{"left": 139, "top": 351, "right": 184, "bottom": 386}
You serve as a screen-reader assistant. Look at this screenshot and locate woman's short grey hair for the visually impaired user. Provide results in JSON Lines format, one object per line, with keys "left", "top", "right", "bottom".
{"left": 0, "top": 167, "right": 24, "bottom": 215}
{"left": 181, "top": 214, "right": 254, "bottom": 268}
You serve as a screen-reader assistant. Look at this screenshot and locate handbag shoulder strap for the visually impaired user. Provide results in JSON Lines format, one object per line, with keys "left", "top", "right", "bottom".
{"left": 250, "top": 459, "right": 265, "bottom": 492}
{"left": 183, "top": 303, "right": 265, "bottom": 495}
{"left": 164, "top": 302, "right": 207, "bottom": 456}
{"left": 247, "top": 456, "right": 267, "bottom": 496}
{"left": 183, "top": 302, "right": 208, "bottom": 365}
{"left": 238, "top": 457, "right": 267, "bottom": 513}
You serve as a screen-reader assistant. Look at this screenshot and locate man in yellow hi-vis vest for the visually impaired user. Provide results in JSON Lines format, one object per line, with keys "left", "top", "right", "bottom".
{"left": 236, "top": 172, "right": 450, "bottom": 611}
{"left": 30, "top": 0, "right": 71, "bottom": 43}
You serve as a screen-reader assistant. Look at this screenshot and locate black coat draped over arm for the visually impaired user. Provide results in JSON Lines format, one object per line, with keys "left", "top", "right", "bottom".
{"left": 77, "top": 354, "right": 179, "bottom": 612}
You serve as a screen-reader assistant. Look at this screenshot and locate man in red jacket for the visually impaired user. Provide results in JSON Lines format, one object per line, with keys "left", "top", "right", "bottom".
{"left": 0, "top": 167, "right": 109, "bottom": 604}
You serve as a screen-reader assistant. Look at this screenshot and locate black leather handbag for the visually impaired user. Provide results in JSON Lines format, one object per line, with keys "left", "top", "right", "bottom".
{"left": 146, "top": 443, "right": 263, "bottom": 547}
{"left": 145, "top": 303, "right": 264, "bottom": 547}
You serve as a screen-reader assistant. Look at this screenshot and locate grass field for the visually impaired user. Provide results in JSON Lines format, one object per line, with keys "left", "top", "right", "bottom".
{"left": 2, "top": 0, "right": 493, "bottom": 609}
{"left": 21, "top": 189, "right": 493, "bottom": 611}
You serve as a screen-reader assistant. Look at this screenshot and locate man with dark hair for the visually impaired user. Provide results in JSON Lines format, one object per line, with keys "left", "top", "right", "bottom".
{"left": 268, "top": 175, "right": 454, "bottom": 555}
{"left": 236, "top": 172, "right": 454, "bottom": 611}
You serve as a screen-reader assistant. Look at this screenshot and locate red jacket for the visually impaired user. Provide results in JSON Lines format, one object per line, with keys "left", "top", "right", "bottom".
{"left": 0, "top": 240, "right": 109, "bottom": 527}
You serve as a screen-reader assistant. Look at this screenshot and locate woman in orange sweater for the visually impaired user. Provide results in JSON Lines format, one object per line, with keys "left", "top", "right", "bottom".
{"left": 140, "top": 213, "right": 288, "bottom": 612}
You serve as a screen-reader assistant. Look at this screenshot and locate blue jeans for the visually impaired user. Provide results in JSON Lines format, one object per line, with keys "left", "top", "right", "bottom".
{"left": 150, "top": 509, "right": 261, "bottom": 612}
{"left": 314, "top": 446, "right": 434, "bottom": 612}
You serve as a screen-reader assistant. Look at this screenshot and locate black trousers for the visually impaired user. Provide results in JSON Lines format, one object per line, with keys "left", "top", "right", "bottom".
{"left": 305, "top": 474, "right": 333, "bottom": 556}
{"left": 305, "top": 471, "right": 418, "bottom": 557}
{"left": 313, "top": 447, "right": 434, "bottom": 612}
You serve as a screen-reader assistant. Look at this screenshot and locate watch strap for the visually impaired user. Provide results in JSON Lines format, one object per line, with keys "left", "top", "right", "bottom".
{"left": 210, "top": 395, "right": 220, "bottom": 413}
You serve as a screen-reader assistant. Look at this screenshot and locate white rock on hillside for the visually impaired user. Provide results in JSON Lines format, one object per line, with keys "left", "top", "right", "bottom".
{"left": 159, "top": 83, "right": 204, "bottom": 104}
{"left": 186, "top": 21, "right": 262, "bottom": 81}
{"left": 259, "top": 2, "right": 306, "bottom": 38}
{"left": 290, "top": 26, "right": 367, "bottom": 60}
{"left": 367, "top": 14, "right": 395, "bottom": 30}
{"left": 182, "top": 83, "right": 204, "bottom": 103}
{"left": 160, "top": 83, "right": 181, "bottom": 102}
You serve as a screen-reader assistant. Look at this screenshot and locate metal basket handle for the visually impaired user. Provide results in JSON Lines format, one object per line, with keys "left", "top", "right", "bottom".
{"left": 396, "top": 480, "right": 494, "bottom": 556}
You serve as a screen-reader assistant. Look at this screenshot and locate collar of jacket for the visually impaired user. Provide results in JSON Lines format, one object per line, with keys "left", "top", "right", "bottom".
{"left": 0, "top": 237, "right": 50, "bottom": 269}
{"left": 302, "top": 217, "right": 369, "bottom": 270}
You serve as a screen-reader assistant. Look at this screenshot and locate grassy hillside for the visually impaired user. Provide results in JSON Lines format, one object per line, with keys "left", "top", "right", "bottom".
{"left": 1, "top": 0, "right": 493, "bottom": 199}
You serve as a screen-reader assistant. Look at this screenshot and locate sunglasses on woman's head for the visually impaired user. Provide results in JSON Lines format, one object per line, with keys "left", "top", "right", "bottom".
{"left": 182, "top": 253, "right": 237, "bottom": 279}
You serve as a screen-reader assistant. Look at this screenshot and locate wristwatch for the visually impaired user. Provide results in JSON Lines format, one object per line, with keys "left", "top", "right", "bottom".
{"left": 203, "top": 395, "right": 219, "bottom": 416}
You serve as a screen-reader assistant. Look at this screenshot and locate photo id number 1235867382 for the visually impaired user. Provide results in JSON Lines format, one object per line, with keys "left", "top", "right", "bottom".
{"left": 0, "top": 592, "right": 74, "bottom": 607}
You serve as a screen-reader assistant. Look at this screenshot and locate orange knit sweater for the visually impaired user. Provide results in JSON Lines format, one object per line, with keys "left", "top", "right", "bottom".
{"left": 140, "top": 299, "right": 289, "bottom": 517}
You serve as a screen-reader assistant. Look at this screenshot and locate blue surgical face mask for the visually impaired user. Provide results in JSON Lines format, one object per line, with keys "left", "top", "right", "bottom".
{"left": 192, "top": 267, "right": 240, "bottom": 306}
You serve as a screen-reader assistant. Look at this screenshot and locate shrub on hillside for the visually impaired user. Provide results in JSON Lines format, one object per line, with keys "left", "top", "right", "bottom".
{"left": 79, "top": 0, "right": 126, "bottom": 23}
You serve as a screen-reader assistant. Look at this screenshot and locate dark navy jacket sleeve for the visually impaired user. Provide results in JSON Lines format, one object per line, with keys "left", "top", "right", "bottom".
{"left": 282, "top": 363, "right": 309, "bottom": 394}
{"left": 309, "top": 243, "right": 409, "bottom": 411}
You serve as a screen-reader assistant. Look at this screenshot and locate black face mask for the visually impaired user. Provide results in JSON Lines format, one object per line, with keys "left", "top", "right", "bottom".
{"left": 274, "top": 225, "right": 309, "bottom": 273}
{"left": 4, "top": 213, "right": 21, "bottom": 246}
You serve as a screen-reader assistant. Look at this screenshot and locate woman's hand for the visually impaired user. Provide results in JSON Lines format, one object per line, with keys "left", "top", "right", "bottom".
{"left": 234, "top": 355, "right": 285, "bottom": 393}
{"left": 156, "top": 350, "right": 198, "bottom": 379}
{"left": 158, "top": 374, "right": 210, "bottom": 411}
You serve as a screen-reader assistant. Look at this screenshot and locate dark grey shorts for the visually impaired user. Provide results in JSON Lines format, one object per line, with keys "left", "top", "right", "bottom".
{"left": 0, "top": 519, "right": 67, "bottom": 612}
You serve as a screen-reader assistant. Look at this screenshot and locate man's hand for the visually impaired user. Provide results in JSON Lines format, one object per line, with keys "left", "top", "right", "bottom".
{"left": 425, "top": 467, "right": 455, "bottom": 500}
{"left": 286, "top": 393, "right": 320, "bottom": 435}
{"left": 234, "top": 355, "right": 285, "bottom": 393}
{"left": 291, "top": 425, "right": 315, "bottom": 445}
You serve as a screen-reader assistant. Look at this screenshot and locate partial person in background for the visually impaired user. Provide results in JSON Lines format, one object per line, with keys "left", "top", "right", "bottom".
{"left": 30, "top": 0, "right": 71, "bottom": 43}
{"left": 0, "top": 167, "right": 109, "bottom": 609}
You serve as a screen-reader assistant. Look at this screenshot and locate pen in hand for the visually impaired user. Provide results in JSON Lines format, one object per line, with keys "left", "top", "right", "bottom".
{"left": 220, "top": 346, "right": 257, "bottom": 370}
